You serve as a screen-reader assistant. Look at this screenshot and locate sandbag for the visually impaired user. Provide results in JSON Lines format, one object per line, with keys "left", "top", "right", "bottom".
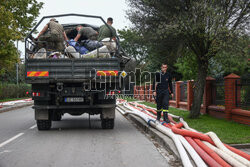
{"left": 68, "top": 39, "right": 88, "bottom": 54}
{"left": 101, "top": 38, "right": 116, "bottom": 52}
{"left": 81, "top": 40, "right": 103, "bottom": 51}
{"left": 33, "top": 48, "right": 47, "bottom": 59}
{"left": 82, "top": 46, "right": 110, "bottom": 58}
{"left": 65, "top": 46, "right": 80, "bottom": 58}
{"left": 48, "top": 52, "right": 62, "bottom": 59}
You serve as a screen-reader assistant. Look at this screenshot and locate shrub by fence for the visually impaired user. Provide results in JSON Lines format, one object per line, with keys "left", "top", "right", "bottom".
{"left": 0, "top": 83, "right": 31, "bottom": 100}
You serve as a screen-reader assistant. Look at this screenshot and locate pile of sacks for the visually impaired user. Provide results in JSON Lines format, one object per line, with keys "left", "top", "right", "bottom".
{"left": 31, "top": 38, "right": 116, "bottom": 59}
{"left": 65, "top": 38, "right": 116, "bottom": 58}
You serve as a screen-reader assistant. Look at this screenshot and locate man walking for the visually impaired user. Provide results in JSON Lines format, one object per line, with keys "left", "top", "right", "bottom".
{"left": 153, "top": 63, "right": 174, "bottom": 123}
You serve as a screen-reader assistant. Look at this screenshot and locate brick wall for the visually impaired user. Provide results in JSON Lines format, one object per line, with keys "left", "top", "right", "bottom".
{"left": 133, "top": 73, "right": 250, "bottom": 125}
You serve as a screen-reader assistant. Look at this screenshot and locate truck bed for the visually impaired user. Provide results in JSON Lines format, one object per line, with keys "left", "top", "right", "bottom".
{"left": 25, "top": 58, "right": 121, "bottom": 83}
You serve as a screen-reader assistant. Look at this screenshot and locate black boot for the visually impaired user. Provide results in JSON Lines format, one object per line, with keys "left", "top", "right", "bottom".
{"left": 157, "top": 111, "right": 161, "bottom": 121}
{"left": 163, "top": 112, "right": 170, "bottom": 123}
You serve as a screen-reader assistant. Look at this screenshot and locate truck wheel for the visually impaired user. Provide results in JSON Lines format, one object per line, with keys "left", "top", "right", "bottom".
{"left": 101, "top": 119, "right": 114, "bottom": 129}
{"left": 37, "top": 120, "right": 52, "bottom": 130}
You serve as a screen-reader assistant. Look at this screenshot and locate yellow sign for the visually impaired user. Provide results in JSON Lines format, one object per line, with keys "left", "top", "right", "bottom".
{"left": 121, "top": 71, "right": 127, "bottom": 78}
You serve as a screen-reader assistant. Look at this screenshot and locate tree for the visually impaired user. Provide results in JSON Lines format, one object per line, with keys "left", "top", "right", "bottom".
{"left": 126, "top": 0, "right": 250, "bottom": 118}
{"left": 174, "top": 35, "right": 249, "bottom": 80}
{"left": 0, "top": 0, "right": 43, "bottom": 79}
{"left": 209, "top": 35, "right": 249, "bottom": 78}
{"left": 118, "top": 28, "right": 182, "bottom": 81}
{"left": 118, "top": 29, "right": 148, "bottom": 66}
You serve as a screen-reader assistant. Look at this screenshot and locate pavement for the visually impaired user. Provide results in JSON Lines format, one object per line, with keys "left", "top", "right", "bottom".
{"left": 0, "top": 100, "right": 174, "bottom": 167}
{"left": 0, "top": 99, "right": 249, "bottom": 167}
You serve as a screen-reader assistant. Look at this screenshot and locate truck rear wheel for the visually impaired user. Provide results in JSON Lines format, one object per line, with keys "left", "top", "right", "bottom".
{"left": 37, "top": 120, "right": 52, "bottom": 130}
{"left": 101, "top": 119, "right": 114, "bottom": 129}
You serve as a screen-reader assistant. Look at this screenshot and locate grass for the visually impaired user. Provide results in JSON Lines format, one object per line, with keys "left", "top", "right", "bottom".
{"left": 0, "top": 97, "right": 30, "bottom": 103}
{"left": 121, "top": 96, "right": 138, "bottom": 102}
{"left": 127, "top": 100, "right": 250, "bottom": 144}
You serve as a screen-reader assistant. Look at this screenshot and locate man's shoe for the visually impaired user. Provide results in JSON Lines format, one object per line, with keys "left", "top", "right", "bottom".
{"left": 164, "top": 119, "right": 170, "bottom": 123}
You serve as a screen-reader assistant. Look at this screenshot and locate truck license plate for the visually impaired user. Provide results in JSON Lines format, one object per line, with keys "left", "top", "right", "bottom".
{"left": 65, "top": 97, "right": 84, "bottom": 102}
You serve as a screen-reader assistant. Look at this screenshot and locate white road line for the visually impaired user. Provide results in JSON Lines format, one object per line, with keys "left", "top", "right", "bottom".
{"left": 0, "top": 133, "right": 24, "bottom": 148}
{"left": 29, "top": 124, "right": 37, "bottom": 129}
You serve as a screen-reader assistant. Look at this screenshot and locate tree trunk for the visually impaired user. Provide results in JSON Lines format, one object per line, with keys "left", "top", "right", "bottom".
{"left": 189, "top": 58, "right": 208, "bottom": 118}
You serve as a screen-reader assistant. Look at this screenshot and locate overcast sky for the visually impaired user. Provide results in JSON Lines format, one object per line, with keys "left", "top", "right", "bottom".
{"left": 20, "top": 0, "right": 131, "bottom": 57}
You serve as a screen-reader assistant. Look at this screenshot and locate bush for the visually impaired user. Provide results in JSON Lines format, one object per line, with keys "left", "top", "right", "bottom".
{"left": 0, "top": 83, "right": 31, "bottom": 100}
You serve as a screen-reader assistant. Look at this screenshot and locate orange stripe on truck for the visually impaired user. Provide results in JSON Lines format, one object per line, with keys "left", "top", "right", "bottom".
{"left": 97, "top": 71, "right": 118, "bottom": 76}
{"left": 27, "top": 71, "right": 49, "bottom": 77}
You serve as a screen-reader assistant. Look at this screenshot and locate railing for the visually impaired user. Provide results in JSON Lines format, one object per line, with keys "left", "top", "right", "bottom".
{"left": 133, "top": 74, "right": 250, "bottom": 125}
{"left": 236, "top": 79, "right": 250, "bottom": 110}
{"left": 180, "top": 81, "right": 187, "bottom": 102}
{"left": 172, "top": 82, "right": 176, "bottom": 100}
{"left": 211, "top": 79, "right": 225, "bottom": 106}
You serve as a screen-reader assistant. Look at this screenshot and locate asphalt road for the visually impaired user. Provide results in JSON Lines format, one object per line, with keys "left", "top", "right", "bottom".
{"left": 0, "top": 106, "right": 169, "bottom": 167}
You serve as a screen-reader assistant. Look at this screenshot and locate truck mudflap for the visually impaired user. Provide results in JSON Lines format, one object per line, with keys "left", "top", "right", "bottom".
{"left": 35, "top": 109, "right": 49, "bottom": 120}
{"left": 32, "top": 104, "right": 116, "bottom": 109}
{"left": 102, "top": 107, "right": 115, "bottom": 119}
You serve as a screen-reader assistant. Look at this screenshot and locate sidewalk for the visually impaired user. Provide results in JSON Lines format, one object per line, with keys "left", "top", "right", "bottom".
{"left": 0, "top": 98, "right": 33, "bottom": 113}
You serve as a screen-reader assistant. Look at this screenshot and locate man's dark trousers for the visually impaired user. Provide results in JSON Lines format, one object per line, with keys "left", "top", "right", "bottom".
{"left": 156, "top": 89, "right": 170, "bottom": 122}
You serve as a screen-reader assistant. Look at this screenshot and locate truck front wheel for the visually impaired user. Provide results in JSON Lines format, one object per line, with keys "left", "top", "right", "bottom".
{"left": 37, "top": 120, "right": 52, "bottom": 130}
{"left": 101, "top": 119, "right": 114, "bottom": 129}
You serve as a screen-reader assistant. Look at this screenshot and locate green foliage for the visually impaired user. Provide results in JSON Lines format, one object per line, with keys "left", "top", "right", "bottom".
{"left": 0, "top": 0, "right": 43, "bottom": 77}
{"left": 118, "top": 28, "right": 148, "bottom": 66}
{"left": 0, "top": 64, "right": 26, "bottom": 83}
{"left": 174, "top": 51, "right": 198, "bottom": 80}
{"left": 126, "top": 0, "right": 250, "bottom": 118}
{"left": 209, "top": 35, "right": 250, "bottom": 78}
{"left": 0, "top": 83, "right": 31, "bottom": 100}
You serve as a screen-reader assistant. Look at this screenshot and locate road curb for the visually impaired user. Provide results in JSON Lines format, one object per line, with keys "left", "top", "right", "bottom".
{"left": 0, "top": 102, "right": 33, "bottom": 114}
{"left": 117, "top": 105, "right": 181, "bottom": 160}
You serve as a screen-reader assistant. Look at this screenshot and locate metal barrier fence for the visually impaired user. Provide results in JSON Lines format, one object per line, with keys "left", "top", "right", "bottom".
{"left": 212, "top": 79, "right": 225, "bottom": 106}
{"left": 236, "top": 79, "right": 250, "bottom": 110}
{"left": 180, "top": 81, "right": 187, "bottom": 102}
{"left": 172, "top": 82, "right": 176, "bottom": 100}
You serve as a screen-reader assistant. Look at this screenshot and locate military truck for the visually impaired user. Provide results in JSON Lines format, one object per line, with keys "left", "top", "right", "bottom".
{"left": 25, "top": 14, "right": 130, "bottom": 130}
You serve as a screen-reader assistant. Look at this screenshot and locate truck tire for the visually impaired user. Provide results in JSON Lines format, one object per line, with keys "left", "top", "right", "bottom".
{"left": 101, "top": 119, "right": 114, "bottom": 129}
{"left": 37, "top": 120, "right": 52, "bottom": 130}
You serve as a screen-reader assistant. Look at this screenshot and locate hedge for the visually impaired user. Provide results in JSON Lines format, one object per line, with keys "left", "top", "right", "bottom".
{"left": 0, "top": 83, "right": 31, "bottom": 100}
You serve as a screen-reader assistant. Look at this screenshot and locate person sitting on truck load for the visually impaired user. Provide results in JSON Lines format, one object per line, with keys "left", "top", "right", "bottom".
{"left": 74, "top": 25, "right": 98, "bottom": 41}
{"left": 35, "top": 18, "right": 68, "bottom": 52}
{"left": 98, "top": 17, "right": 117, "bottom": 41}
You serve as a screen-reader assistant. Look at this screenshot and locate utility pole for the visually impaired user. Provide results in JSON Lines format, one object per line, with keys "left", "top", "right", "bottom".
{"left": 16, "top": 41, "right": 19, "bottom": 85}
{"left": 16, "top": 41, "right": 19, "bottom": 98}
{"left": 16, "top": 63, "right": 19, "bottom": 85}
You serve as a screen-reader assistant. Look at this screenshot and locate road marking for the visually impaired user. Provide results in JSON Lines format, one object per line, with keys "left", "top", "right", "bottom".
{"left": 0, "top": 133, "right": 24, "bottom": 148}
{"left": 0, "top": 150, "right": 12, "bottom": 154}
{"left": 29, "top": 124, "right": 37, "bottom": 129}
